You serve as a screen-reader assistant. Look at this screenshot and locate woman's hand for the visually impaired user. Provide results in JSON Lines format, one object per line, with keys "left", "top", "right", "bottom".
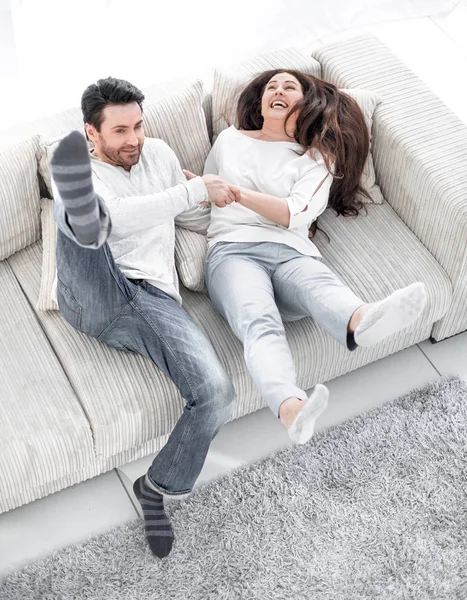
{"left": 183, "top": 170, "right": 241, "bottom": 208}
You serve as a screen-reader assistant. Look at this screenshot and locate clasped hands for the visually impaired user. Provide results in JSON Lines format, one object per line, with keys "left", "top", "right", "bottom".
{"left": 183, "top": 170, "right": 241, "bottom": 208}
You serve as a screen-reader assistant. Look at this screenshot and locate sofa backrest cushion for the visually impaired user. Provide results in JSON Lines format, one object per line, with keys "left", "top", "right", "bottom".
{"left": 338, "top": 88, "right": 384, "bottom": 205}
{"left": 142, "top": 79, "right": 211, "bottom": 176}
{"left": 0, "top": 135, "right": 41, "bottom": 260}
{"left": 37, "top": 198, "right": 58, "bottom": 311}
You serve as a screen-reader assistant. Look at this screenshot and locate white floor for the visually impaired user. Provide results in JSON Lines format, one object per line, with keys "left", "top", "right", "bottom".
{"left": 1, "top": 0, "right": 467, "bottom": 579}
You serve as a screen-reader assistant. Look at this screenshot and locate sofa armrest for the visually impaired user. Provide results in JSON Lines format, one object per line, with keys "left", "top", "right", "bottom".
{"left": 312, "top": 36, "right": 467, "bottom": 341}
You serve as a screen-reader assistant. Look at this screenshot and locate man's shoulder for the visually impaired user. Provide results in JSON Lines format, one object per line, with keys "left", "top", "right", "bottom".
{"left": 143, "top": 136, "right": 174, "bottom": 158}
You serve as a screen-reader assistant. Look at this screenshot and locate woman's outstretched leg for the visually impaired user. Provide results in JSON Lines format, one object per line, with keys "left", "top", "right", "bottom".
{"left": 273, "top": 250, "right": 426, "bottom": 350}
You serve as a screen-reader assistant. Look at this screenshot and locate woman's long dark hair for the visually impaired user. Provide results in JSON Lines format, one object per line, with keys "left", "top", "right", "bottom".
{"left": 236, "top": 69, "right": 372, "bottom": 238}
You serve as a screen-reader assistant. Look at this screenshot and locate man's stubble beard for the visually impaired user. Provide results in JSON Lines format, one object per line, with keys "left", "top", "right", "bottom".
{"left": 100, "top": 138, "right": 143, "bottom": 169}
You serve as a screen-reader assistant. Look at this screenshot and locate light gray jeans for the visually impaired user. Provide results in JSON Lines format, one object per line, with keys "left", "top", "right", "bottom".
{"left": 205, "top": 241, "right": 365, "bottom": 418}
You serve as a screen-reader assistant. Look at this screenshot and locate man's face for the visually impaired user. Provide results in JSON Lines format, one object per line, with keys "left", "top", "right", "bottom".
{"left": 86, "top": 102, "right": 144, "bottom": 169}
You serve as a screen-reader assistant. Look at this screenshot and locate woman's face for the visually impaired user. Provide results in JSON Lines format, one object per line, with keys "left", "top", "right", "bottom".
{"left": 261, "top": 72, "right": 304, "bottom": 123}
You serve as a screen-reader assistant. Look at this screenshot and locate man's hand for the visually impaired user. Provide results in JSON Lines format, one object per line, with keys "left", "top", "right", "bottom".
{"left": 183, "top": 170, "right": 240, "bottom": 208}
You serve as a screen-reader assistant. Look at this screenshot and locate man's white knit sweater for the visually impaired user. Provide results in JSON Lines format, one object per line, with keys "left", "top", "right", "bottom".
{"left": 53, "top": 137, "right": 209, "bottom": 305}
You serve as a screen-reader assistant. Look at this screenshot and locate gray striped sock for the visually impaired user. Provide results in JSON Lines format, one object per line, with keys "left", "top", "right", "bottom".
{"left": 133, "top": 475, "right": 174, "bottom": 559}
{"left": 51, "top": 131, "right": 100, "bottom": 245}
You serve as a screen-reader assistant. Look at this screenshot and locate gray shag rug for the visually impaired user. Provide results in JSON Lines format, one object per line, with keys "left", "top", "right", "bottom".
{"left": 1, "top": 375, "right": 467, "bottom": 600}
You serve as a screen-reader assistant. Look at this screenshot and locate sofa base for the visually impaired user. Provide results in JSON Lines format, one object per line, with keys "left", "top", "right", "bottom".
{"left": 429, "top": 328, "right": 467, "bottom": 345}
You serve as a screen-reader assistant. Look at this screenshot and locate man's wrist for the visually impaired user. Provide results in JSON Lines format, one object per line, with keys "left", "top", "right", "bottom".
{"left": 184, "top": 176, "right": 209, "bottom": 207}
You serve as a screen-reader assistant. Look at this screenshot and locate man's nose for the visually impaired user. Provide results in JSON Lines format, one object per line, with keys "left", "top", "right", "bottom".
{"left": 127, "top": 132, "right": 139, "bottom": 146}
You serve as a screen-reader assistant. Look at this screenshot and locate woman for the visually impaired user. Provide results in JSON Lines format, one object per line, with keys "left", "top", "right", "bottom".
{"left": 189, "top": 69, "right": 426, "bottom": 445}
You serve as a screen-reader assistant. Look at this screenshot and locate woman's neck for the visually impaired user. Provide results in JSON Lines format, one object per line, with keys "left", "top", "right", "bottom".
{"left": 259, "top": 119, "right": 296, "bottom": 142}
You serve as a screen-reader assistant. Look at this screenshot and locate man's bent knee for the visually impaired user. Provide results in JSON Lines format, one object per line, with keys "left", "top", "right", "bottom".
{"left": 204, "top": 367, "right": 236, "bottom": 420}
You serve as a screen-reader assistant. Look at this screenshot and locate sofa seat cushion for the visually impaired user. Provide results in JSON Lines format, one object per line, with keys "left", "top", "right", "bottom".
{"left": 8, "top": 243, "right": 186, "bottom": 459}
{"left": 0, "top": 260, "right": 95, "bottom": 513}
{"left": 179, "top": 200, "right": 451, "bottom": 414}
{"left": 315, "top": 201, "right": 452, "bottom": 318}
{"left": 7, "top": 200, "right": 451, "bottom": 456}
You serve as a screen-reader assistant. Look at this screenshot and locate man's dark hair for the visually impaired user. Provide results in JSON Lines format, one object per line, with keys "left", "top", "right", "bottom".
{"left": 81, "top": 77, "right": 145, "bottom": 132}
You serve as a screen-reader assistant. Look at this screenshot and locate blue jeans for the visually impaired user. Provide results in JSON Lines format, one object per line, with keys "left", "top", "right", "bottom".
{"left": 55, "top": 226, "right": 235, "bottom": 497}
{"left": 205, "top": 242, "right": 364, "bottom": 418}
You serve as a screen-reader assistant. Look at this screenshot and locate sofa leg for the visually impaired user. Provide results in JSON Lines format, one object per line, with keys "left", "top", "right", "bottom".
{"left": 429, "top": 328, "right": 467, "bottom": 344}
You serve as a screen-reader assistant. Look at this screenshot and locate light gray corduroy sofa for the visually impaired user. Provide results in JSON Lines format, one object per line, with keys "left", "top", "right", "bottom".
{"left": 1, "top": 36, "right": 466, "bottom": 515}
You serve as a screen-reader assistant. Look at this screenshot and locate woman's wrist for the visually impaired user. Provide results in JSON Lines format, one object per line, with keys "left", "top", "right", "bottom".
{"left": 236, "top": 186, "right": 246, "bottom": 204}
{"left": 234, "top": 187, "right": 290, "bottom": 227}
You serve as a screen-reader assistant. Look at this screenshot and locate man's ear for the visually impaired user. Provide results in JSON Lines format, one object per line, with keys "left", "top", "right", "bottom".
{"left": 84, "top": 123, "right": 96, "bottom": 144}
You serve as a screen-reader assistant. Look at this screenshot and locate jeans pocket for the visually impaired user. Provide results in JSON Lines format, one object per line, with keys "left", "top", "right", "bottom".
{"left": 121, "top": 345, "right": 137, "bottom": 354}
{"left": 57, "top": 279, "right": 83, "bottom": 331}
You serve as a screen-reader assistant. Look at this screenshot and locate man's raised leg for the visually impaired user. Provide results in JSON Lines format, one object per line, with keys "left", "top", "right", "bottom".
{"left": 51, "top": 131, "right": 101, "bottom": 245}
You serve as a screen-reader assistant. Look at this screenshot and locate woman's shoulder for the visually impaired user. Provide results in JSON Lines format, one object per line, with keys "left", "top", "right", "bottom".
{"left": 234, "top": 128, "right": 261, "bottom": 140}
{"left": 212, "top": 125, "right": 252, "bottom": 154}
{"left": 211, "top": 125, "right": 235, "bottom": 149}
{"left": 216, "top": 125, "right": 262, "bottom": 141}
{"left": 305, "top": 147, "right": 332, "bottom": 169}
{"left": 216, "top": 125, "right": 237, "bottom": 138}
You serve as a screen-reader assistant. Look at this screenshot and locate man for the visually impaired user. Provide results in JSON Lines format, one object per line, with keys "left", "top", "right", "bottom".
{"left": 51, "top": 76, "right": 238, "bottom": 559}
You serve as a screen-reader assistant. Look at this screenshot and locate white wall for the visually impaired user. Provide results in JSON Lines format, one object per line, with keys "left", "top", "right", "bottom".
{"left": 0, "top": 0, "right": 460, "bottom": 128}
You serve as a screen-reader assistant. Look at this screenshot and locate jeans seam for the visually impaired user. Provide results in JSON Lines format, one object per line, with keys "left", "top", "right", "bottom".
{"left": 96, "top": 287, "right": 142, "bottom": 342}
{"left": 274, "top": 276, "right": 362, "bottom": 351}
{"left": 163, "top": 409, "right": 196, "bottom": 490}
{"left": 103, "top": 243, "right": 136, "bottom": 300}
{"left": 147, "top": 475, "right": 191, "bottom": 496}
{"left": 129, "top": 297, "right": 199, "bottom": 406}
{"left": 56, "top": 277, "right": 83, "bottom": 330}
